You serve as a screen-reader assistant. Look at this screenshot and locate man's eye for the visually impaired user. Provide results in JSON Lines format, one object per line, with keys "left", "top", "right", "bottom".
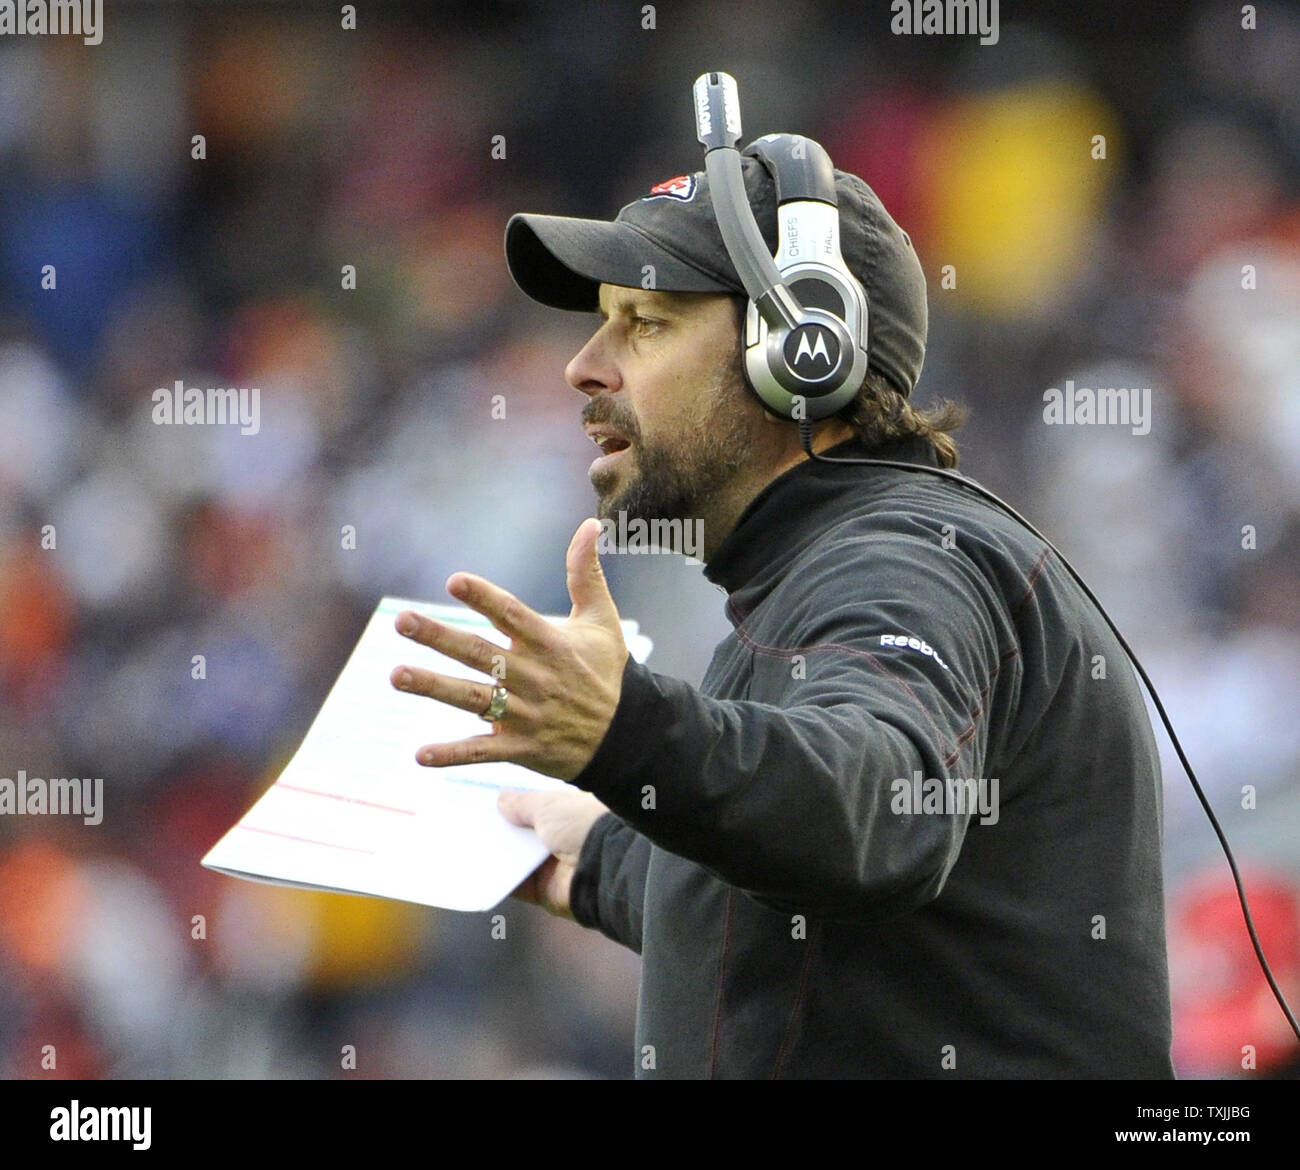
{"left": 631, "top": 316, "right": 662, "bottom": 333}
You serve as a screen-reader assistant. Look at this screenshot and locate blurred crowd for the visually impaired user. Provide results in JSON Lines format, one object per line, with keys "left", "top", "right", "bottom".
{"left": 0, "top": 1, "right": 1296, "bottom": 1079}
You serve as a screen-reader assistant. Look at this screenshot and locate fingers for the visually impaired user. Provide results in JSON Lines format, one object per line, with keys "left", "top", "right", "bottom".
{"left": 390, "top": 664, "right": 519, "bottom": 719}
{"left": 444, "top": 574, "right": 558, "bottom": 651}
{"left": 394, "top": 610, "right": 523, "bottom": 680}
{"left": 414, "top": 731, "right": 524, "bottom": 768}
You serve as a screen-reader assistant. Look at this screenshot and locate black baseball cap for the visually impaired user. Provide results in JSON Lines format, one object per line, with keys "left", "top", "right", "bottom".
{"left": 504, "top": 145, "right": 928, "bottom": 398}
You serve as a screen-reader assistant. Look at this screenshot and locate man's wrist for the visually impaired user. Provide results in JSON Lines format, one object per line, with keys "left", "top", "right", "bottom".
{"left": 570, "top": 656, "right": 665, "bottom": 800}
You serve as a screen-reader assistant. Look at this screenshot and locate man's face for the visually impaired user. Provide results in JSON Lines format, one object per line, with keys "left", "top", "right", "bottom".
{"left": 566, "top": 285, "right": 756, "bottom": 538}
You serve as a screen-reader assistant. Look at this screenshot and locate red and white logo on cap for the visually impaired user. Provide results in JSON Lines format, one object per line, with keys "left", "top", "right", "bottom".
{"left": 644, "top": 174, "right": 696, "bottom": 202}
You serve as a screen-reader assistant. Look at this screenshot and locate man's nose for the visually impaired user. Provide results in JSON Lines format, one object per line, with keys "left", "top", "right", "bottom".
{"left": 565, "top": 332, "right": 621, "bottom": 396}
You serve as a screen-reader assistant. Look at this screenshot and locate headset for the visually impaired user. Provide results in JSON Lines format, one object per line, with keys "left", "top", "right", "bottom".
{"left": 695, "top": 73, "right": 869, "bottom": 421}
{"left": 692, "top": 70, "right": 1300, "bottom": 1044}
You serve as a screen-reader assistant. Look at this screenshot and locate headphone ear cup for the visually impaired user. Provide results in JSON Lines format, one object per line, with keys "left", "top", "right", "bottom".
{"left": 718, "top": 139, "right": 873, "bottom": 422}
{"left": 741, "top": 285, "right": 868, "bottom": 421}
{"left": 740, "top": 299, "right": 797, "bottom": 419}
{"left": 785, "top": 274, "right": 848, "bottom": 320}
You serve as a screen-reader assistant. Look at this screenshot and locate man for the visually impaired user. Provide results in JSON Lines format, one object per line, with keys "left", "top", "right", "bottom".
{"left": 389, "top": 150, "right": 1175, "bottom": 1078}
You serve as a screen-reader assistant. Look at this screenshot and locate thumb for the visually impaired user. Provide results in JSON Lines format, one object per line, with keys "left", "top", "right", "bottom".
{"left": 566, "top": 517, "right": 618, "bottom": 623}
{"left": 498, "top": 788, "right": 541, "bottom": 828}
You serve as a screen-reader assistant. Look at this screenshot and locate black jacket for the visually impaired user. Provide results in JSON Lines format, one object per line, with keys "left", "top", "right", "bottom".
{"left": 569, "top": 434, "right": 1175, "bottom": 1079}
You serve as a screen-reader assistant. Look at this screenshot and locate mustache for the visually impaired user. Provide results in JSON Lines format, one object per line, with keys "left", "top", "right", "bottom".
{"left": 581, "top": 396, "right": 641, "bottom": 444}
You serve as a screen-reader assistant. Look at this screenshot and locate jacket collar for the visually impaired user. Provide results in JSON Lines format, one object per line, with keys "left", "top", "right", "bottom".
{"left": 702, "top": 433, "right": 942, "bottom": 621}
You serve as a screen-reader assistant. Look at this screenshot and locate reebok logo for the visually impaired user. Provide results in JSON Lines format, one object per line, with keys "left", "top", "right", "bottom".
{"left": 880, "top": 633, "right": 950, "bottom": 671}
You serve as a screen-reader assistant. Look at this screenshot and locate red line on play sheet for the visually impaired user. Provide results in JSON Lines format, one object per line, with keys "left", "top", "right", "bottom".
{"left": 273, "top": 782, "right": 415, "bottom": 816}
{"left": 237, "top": 824, "right": 377, "bottom": 854}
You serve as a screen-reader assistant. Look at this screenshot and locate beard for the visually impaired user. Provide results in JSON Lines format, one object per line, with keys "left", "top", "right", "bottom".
{"left": 583, "top": 355, "right": 755, "bottom": 554}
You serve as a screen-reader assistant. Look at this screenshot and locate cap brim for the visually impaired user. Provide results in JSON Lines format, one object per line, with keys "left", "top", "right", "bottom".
{"left": 505, "top": 213, "right": 735, "bottom": 311}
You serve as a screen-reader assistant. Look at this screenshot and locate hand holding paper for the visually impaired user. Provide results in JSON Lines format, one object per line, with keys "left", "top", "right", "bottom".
{"left": 200, "top": 520, "right": 652, "bottom": 912}
{"left": 496, "top": 787, "right": 611, "bottom": 920}
{"left": 391, "top": 518, "right": 630, "bottom": 782}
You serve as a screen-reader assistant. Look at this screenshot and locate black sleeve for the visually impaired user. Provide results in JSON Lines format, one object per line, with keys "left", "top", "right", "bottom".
{"left": 570, "top": 531, "right": 1017, "bottom": 921}
{"left": 569, "top": 811, "right": 652, "bottom": 954}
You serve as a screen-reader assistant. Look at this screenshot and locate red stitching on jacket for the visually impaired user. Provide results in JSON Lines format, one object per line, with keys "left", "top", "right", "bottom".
{"left": 1014, "top": 547, "right": 1052, "bottom": 614}
{"left": 728, "top": 619, "right": 964, "bottom": 772}
{"left": 941, "top": 645, "right": 1020, "bottom": 768}
{"left": 727, "top": 590, "right": 1024, "bottom": 782}
{"left": 771, "top": 921, "right": 819, "bottom": 1078}
{"left": 708, "top": 887, "right": 736, "bottom": 1079}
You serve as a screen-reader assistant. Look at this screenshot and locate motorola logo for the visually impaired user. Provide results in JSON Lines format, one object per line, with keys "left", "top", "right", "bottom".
{"left": 794, "top": 329, "right": 829, "bottom": 365}
{"left": 784, "top": 324, "right": 839, "bottom": 379}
